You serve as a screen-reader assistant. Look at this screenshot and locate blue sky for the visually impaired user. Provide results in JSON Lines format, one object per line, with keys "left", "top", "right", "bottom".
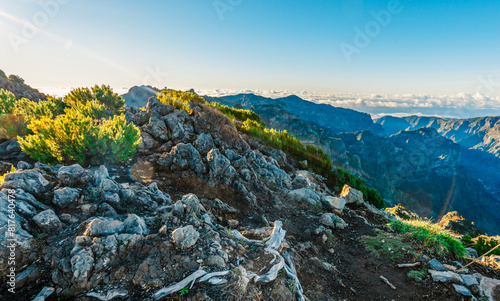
{"left": 1, "top": 0, "right": 500, "bottom": 97}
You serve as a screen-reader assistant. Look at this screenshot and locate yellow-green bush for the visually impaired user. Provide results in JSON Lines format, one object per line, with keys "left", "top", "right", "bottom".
{"left": 0, "top": 166, "right": 16, "bottom": 186}
{"left": 210, "top": 102, "right": 262, "bottom": 124}
{"left": 19, "top": 108, "right": 141, "bottom": 166}
{"left": 14, "top": 96, "right": 67, "bottom": 122}
{"left": 157, "top": 89, "right": 206, "bottom": 115}
{"left": 0, "top": 89, "right": 16, "bottom": 114}
{"left": 64, "top": 85, "right": 125, "bottom": 116}
{"left": 19, "top": 86, "right": 140, "bottom": 166}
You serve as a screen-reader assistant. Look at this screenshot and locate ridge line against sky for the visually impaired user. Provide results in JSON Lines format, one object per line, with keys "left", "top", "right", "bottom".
{"left": 1, "top": 0, "right": 500, "bottom": 118}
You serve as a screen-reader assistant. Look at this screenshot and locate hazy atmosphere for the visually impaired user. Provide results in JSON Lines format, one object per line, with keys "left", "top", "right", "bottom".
{"left": 2, "top": 0, "right": 500, "bottom": 118}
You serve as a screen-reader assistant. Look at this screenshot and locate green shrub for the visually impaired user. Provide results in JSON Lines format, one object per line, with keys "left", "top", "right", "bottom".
{"left": 64, "top": 85, "right": 125, "bottom": 115}
{"left": 472, "top": 236, "right": 500, "bottom": 256}
{"left": 0, "top": 89, "right": 16, "bottom": 114}
{"left": 390, "top": 219, "right": 466, "bottom": 257}
{"left": 19, "top": 108, "right": 141, "bottom": 166}
{"left": 210, "top": 102, "right": 262, "bottom": 124}
{"left": 0, "top": 69, "right": 6, "bottom": 79}
{"left": 8, "top": 74, "right": 24, "bottom": 84}
{"left": 0, "top": 166, "right": 16, "bottom": 186}
{"left": 157, "top": 89, "right": 205, "bottom": 115}
{"left": 14, "top": 96, "right": 67, "bottom": 122}
{"left": 0, "top": 114, "right": 29, "bottom": 140}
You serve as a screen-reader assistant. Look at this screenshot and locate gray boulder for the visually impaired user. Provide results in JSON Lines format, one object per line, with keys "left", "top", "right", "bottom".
{"left": 428, "top": 259, "right": 448, "bottom": 271}
{"left": 2, "top": 169, "right": 51, "bottom": 197}
{"left": 163, "top": 110, "right": 194, "bottom": 139}
{"left": 33, "top": 210, "right": 64, "bottom": 234}
{"left": 207, "top": 149, "right": 230, "bottom": 178}
{"left": 53, "top": 187, "right": 81, "bottom": 208}
{"left": 452, "top": 284, "right": 472, "bottom": 297}
{"left": 71, "top": 247, "right": 94, "bottom": 289}
{"left": 460, "top": 274, "right": 479, "bottom": 287}
{"left": 320, "top": 213, "right": 348, "bottom": 229}
{"left": 144, "top": 116, "right": 170, "bottom": 141}
{"left": 288, "top": 188, "right": 321, "bottom": 206}
{"left": 84, "top": 218, "right": 124, "bottom": 237}
{"left": 58, "top": 164, "right": 93, "bottom": 186}
{"left": 428, "top": 270, "right": 463, "bottom": 284}
{"left": 146, "top": 96, "right": 174, "bottom": 117}
{"left": 163, "top": 143, "right": 206, "bottom": 175}
{"left": 480, "top": 277, "right": 500, "bottom": 301}
{"left": 16, "top": 161, "right": 32, "bottom": 170}
{"left": 465, "top": 247, "right": 478, "bottom": 258}
{"left": 123, "top": 214, "right": 149, "bottom": 235}
{"left": 194, "top": 133, "right": 215, "bottom": 155}
{"left": 340, "top": 185, "right": 364, "bottom": 204}
{"left": 172, "top": 225, "right": 199, "bottom": 249}
{"left": 321, "top": 196, "right": 346, "bottom": 212}
{"left": 180, "top": 193, "right": 206, "bottom": 216}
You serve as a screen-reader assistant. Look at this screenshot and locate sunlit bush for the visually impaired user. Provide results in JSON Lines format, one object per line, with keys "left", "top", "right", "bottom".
{"left": 0, "top": 89, "right": 16, "bottom": 114}
{"left": 64, "top": 85, "right": 125, "bottom": 116}
{"left": 14, "top": 96, "right": 67, "bottom": 122}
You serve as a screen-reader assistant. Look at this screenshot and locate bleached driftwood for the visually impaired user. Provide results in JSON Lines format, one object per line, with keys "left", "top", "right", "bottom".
{"left": 86, "top": 289, "right": 128, "bottom": 300}
{"left": 198, "top": 270, "right": 231, "bottom": 282}
{"left": 232, "top": 229, "right": 264, "bottom": 245}
{"left": 153, "top": 270, "right": 207, "bottom": 300}
{"left": 265, "top": 221, "right": 286, "bottom": 250}
{"left": 380, "top": 275, "right": 396, "bottom": 290}
{"left": 284, "top": 251, "right": 306, "bottom": 301}
{"left": 248, "top": 247, "right": 285, "bottom": 283}
{"left": 397, "top": 262, "right": 420, "bottom": 268}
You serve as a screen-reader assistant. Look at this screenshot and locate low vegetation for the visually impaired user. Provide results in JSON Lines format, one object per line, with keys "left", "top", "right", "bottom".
{"left": 0, "top": 86, "right": 141, "bottom": 166}
{"left": 461, "top": 235, "right": 500, "bottom": 257}
{"left": 157, "top": 89, "right": 205, "bottom": 115}
{"left": 0, "top": 166, "right": 16, "bottom": 185}
{"left": 389, "top": 219, "right": 466, "bottom": 257}
{"left": 361, "top": 229, "right": 413, "bottom": 261}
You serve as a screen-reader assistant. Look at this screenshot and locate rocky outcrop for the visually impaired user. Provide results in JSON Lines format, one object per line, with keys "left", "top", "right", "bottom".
{"left": 0, "top": 77, "right": 46, "bottom": 102}
{"left": 121, "top": 85, "right": 159, "bottom": 108}
{"left": 438, "top": 211, "right": 484, "bottom": 237}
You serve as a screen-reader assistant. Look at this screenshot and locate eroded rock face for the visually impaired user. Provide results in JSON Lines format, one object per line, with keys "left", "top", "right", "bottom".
{"left": 163, "top": 110, "right": 194, "bottom": 139}
{"left": 33, "top": 210, "right": 64, "bottom": 234}
{"left": 207, "top": 149, "right": 231, "bottom": 178}
{"left": 2, "top": 169, "right": 51, "bottom": 197}
{"left": 288, "top": 188, "right": 321, "bottom": 206}
{"left": 84, "top": 218, "right": 124, "bottom": 237}
{"left": 53, "top": 187, "right": 81, "bottom": 208}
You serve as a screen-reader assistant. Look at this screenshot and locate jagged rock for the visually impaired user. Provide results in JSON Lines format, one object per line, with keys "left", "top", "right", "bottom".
{"left": 428, "top": 259, "right": 448, "bottom": 272}
{"left": 200, "top": 198, "right": 238, "bottom": 215}
{"left": 161, "top": 143, "right": 206, "bottom": 175}
{"left": 480, "top": 276, "right": 500, "bottom": 301}
{"left": 194, "top": 133, "right": 215, "bottom": 156}
{"left": 460, "top": 274, "right": 479, "bottom": 287}
{"left": 292, "top": 175, "right": 310, "bottom": 189}
{"left": 0, "top": 138, "right": 27, "bottom": 160}
{"left": 144, "top": 116, "right": 169, "bottom": 141}
{"left": 33, "top": 210, "right": 64, "bottom": 234}
{"left": 340, "top": 185, "right": 364, "bottom": 204}
{"left": 321, "top": 196, "right": 346, "bottom": 212}
{"left": 452, "top": 284, "right": 472, "bottom": 297}
{"left": 53, "top": 187, "right": 81, "bottom": 208}
{"left": 288, "top": 188, "right": 321, "bottom": 206}
{"left": 163, "top": 110, "right": 194, "bottom": 139}
{"left": 138, "top": 131, "right": 160, "bottom": 151}
{"left": 32, "top": 286, "right": 55, "bottom": 301}
{"left": 2, "top": 169, "right": 51, "bottom": 197}
{"left": 172, "top": 225, "right": 199, "bottom": 249}
{"left": 465, "top": 248, "right": 478, "bottom": 259}
{"left": 84, "top": 218, "right": 124, "bottom": 237}
{"left": 207, "top": 149, "right": 230, "bottom": 178}
{"left": 71, "top": 247, "right": 94, "bottom": 289}
{"left": 16, "top": 161, "right": 32, "bottom": 170}
{"left": 320, "top": 213, "right": 347, "bottom": 229}
{"left": 16, "top": 265, "right": 40, "bottom": 288}
{"left": 58, "top": 164, "right": 93, "bottom": 186}
{"left": 145, "top": 96, "right": 174, "bottom": 117}
{"left": 97, "top": 203, "right": 118, "bottom": 217}
{"left": 428, "top": 270, "right": 463, "bottom": 284}
{"left": 180, "top": 193, "right": 206, "bottom": 216}
{"left": 123, "top": 214, "right": 149, "bottom": 235}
